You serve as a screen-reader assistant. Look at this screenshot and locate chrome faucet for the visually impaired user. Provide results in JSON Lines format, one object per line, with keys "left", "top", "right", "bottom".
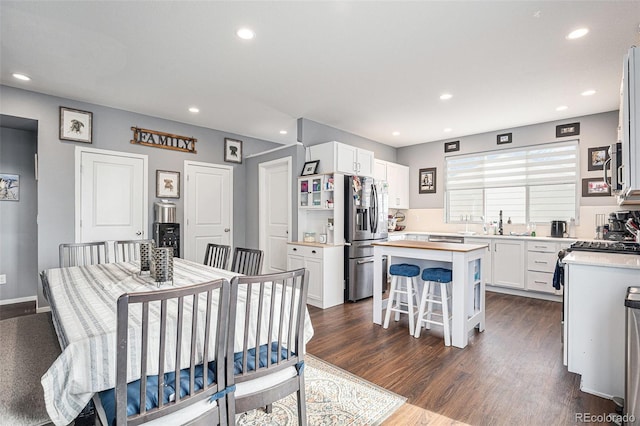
{"left": 498, "top": 210, "right": 504, "bottom": 235}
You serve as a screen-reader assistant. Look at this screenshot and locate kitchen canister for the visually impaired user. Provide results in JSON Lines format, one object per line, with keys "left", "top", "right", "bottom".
{"left": 151, "top": 246, "right": 174, "bottom": 286}
{"left": 139, "top": 240, "right": 154, "bottom": 273}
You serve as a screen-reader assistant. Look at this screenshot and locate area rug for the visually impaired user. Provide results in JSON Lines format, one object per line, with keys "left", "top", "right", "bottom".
{"left": 236, "top": 354, "right": 407, "bottom": 425}
{"left": 0, "top": 313, "right": 60, "bottom": 426}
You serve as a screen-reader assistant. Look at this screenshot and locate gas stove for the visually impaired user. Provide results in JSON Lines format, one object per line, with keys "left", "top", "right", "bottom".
{"left": 568, "top": 240, "right": 640, "bottom": 255}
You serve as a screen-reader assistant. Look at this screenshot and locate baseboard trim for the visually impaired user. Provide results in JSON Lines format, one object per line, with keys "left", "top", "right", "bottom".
{"left": 0, "top": 295, "right": 37, "bottom": 306}
{"left": 486, "top": 285, "right": 562, "bottom": 302}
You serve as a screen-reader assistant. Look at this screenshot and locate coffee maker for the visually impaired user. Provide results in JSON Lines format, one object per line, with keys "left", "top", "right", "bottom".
{"left": 605, "top": 210, "right": 639, "bottom": 241}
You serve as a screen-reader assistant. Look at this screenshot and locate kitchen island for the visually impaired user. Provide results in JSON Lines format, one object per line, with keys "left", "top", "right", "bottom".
{"left": 372, "top": 240, "right": 488, "bottom": 348}
{"left": 563, "top": 251, "right": 640, "bottom": 399}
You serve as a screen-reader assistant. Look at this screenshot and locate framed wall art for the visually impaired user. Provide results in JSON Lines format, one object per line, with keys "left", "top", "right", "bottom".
{"left": 444, "top": 141, "right": 460, "bottom": 153}
{"left": 0, "top": 173, "right": 19, "bottom": 201}
{"left": 301, "top": 160, "right": 320, "bottom": 176}
{"left": 59, "top": 106, "right": 93, "bottom": 143}
{"left": 497, "top": 133, "right": 512, "bottom": 145}
{"left": 224, "top": 138, "right": 243, "bottom": 163}
{"left": 587, "top": 146, "right": 610, "bottom": 171}
{"left": 419, "top": 167, "right": 436, "bottom": 194}
{"left": 581, "top": 178, "right": 611, "bottom": 197}
{"left": 156, "top": 170, "right": 180, "bottom": 198}
{"left": 556, "top": 122, "right": 580, "bottom": 138}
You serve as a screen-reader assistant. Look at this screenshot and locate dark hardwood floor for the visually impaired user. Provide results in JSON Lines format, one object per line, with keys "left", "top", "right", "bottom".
{"left": 306, "top": 291, "right": 614, "bottom": 425}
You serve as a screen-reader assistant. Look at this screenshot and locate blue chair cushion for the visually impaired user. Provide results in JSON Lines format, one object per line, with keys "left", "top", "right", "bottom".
{"left": 422, "top": 267, "right": 452, "bottom": 283}
{"left": 389, "top": 263, "right": 420, "bottom": 277}
{"left": 98, "top": 342, "right": 291, "bottom": 425}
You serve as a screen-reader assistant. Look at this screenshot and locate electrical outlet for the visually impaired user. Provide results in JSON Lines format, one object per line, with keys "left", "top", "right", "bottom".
{"left": 0, "top": 274, "right": 6, "bottom": 285}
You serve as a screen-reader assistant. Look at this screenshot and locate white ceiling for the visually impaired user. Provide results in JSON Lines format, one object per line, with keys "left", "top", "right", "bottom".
{"left": 1, "top": 1, "right": 639, "bottom": 148}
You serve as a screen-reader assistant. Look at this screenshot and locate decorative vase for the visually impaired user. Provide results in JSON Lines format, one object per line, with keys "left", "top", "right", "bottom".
{"left": 151, "top": 247, "right": 173, "bottom": 286}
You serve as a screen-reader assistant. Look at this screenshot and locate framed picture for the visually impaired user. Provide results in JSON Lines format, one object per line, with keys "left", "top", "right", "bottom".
{"left": 587, "top": 146, "right": 610, "bottom": 171}
{"left": 156, "top": 170, "right": 180, "bottom": 198}
{"left": 59, "top": 106, "right": 93, "bottom": 143}
{"left": 556, "top": 122, "right": 580, "bottom": 138}
{"left": 444, "top": 141, "right": 460, "bottom": 153}
{"left": 497, "top": 133, "right": 512, "bottom": 145}
{"left": 581, "top": 178, "right": 611, "bottom": 197}
{"left": 301, "top": 160, "right": 320, "bottom": 176}
{"left": 419, "top": 168, "right": 436, "bottom": 194}
{"left": 224, "top": 138, "right": 243, "bottom": 163}
{"left": 0, "top": 173, "right": 19, "bottom": 201}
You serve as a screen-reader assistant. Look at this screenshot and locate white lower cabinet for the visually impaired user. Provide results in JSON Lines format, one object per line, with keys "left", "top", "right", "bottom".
{"left": 465, "top": 238, "right": 492, "bottom": 286}
{"left": 492, "top": 240, "right": 525, "bottom": 289}
{"left": 287, "top": 243, "right": 344, "bottom": 309}
{"left": 526, "top": 241, "right": 567, "bottom": 295}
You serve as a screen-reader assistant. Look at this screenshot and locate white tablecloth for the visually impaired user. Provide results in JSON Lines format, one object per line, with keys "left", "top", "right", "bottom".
{"left": 41, "top": 258, "right": 314, "bottom": 426}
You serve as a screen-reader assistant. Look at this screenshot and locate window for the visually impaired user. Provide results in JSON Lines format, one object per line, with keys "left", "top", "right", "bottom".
{"left": 445, "top": 141, "right": 578, "bottom": 224}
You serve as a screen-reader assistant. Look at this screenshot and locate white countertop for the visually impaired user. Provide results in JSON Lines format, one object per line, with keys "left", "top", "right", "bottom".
{"left": 390, "top": 230, "right": 577, "bottom": 243}
{"left": 563, "top": 251, "right": 640, "bottom": 269}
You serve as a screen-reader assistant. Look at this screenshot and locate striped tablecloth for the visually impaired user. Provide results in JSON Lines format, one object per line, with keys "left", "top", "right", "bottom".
{"left": 41, "top": 258, "right": 314, "bottom": 426}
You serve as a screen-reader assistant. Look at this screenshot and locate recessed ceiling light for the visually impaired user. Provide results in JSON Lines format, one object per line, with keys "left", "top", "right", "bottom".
{"left": 439, "top": 93, "right": 453, "bottom": 100}
{"left": 12, "top": 73, "right": 30, "bottom": 81}
{"left": 392, "top": 131, "right": 400, "bottom": 136}
{"left": 581, "top": 89, "right": 596, "bottom": 96}
{"left": 556, "top": 105, "right": 568, "bottom": 111}
{"left": 567, "top": 28, "right": 589, "bottom": 40}
{"left": 444, "top": 128, "right": 452, "bottom": 133}
{"left": 188, "top": 107, "right": 200, "bottom": 113}
{"left": 236, "top": 28, "right": 255, "bottom": 40}
{"left": 279, "top": 130, "right": 287, "bottom": 135}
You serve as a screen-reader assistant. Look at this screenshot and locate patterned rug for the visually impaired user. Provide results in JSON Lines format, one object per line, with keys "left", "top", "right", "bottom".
{"left": 236, "top": 354, "right": 406, "bottom": 425}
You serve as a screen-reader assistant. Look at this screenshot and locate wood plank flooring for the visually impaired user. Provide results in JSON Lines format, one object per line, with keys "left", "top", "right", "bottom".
{"left": 306, "top": 292, "right": 615, "bottom": 425}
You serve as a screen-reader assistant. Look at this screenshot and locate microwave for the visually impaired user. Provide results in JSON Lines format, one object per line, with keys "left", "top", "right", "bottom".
{"left": 612, "top": 46, "right": 640, "bottom": 205}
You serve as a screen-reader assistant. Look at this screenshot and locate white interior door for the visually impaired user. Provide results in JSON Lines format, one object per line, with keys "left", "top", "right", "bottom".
{"left": 259, "top": 157, "right": 292, "bottom": 273}
{"left": 184, "top": 161, "right": 232, "bottom": 263}
{"left": 76, "top": 147, "right": 148, "bottom": 244}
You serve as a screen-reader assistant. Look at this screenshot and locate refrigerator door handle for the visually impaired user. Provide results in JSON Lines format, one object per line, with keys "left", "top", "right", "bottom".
{"left": 370, "top": 184, "right": 378, "bottom": 233}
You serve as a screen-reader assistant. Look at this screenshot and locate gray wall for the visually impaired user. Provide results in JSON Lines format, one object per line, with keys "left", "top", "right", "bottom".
{"left": 0, "top": 85, "right": 280, "bottom": 306}
{"left": 398, "top": 111, "right": 620, "bottom": 210}
{"left": 0, "top": 127, "right": 38, "bottom": 301}
{"left": 298, "top": 117, "right": 397, "bottom": 162}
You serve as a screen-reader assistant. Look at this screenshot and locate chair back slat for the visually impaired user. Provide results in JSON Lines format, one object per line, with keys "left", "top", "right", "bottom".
{"left": 231, "top": 247, "right": 264, "bottom": 275}
{"left": 59, "top": 242, "right": 109, "bottom": 267}
{"left": 115, "top": 239, "right": 154, "bottom": 262}
{"left": 203, "top": 243, "right": 231, "bottom": 269}
{"left": 111, "top": 279, "right": 229, "bottom": 425}
{"left": 226, "top": 268, "right": 309, "bottom": 419}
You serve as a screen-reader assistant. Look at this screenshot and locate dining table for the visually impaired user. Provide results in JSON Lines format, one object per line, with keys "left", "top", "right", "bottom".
{"left": 372, "top": 240, "right": 487, "bottom": 348}
{"left": 40, "top": 258, "right": 314, "bottom": 426}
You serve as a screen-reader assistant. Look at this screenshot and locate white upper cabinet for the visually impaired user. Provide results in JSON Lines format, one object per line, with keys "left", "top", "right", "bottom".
{"left": 374, "top": 159, "right": 410, "bottom": 209}
{"left": 308, "top": 141, "right": 374, "bottom": 176}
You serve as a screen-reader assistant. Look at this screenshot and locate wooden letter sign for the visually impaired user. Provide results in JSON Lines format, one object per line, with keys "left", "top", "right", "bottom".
{"left": 131, "top": 127, "right": 197, "bottom": 154}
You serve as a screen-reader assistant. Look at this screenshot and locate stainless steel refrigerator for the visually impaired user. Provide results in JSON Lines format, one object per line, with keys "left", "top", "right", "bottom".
{"left": 344, "top": 175, "right": 388, "bottom": 301}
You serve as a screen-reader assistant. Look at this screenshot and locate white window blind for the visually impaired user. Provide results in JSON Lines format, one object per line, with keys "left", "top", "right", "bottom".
{"left": 445, "top": 141, "right": 578, "bottom": 223}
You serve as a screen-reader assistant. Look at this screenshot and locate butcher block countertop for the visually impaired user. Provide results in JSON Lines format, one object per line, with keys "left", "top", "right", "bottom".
{"left": 372, "top": 240, "right": 488, "bottom": 252}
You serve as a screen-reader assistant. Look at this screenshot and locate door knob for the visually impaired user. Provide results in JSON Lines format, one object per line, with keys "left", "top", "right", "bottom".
{"left": 136, "top": 231, "right": 142, "bottom": 236}
{"left": 224, "top": 228, "right": 230, "bottom": 232}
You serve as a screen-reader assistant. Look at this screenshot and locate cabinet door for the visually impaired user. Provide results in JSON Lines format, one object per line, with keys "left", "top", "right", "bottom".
{"left": 386, "top": 162, "right": 409, "bottom": 209}
{"left": 374, "top": 159, "right": 387, "bottom": 181}
{"left": 356, "top": 149, "right": 374, "bottom": 177}
{"left": 305, "top": 256, "right": 323, "bottom": 303}
{"left": 336, "top": 144, "right": 358, "bottom": 174}
{"left": 493, "top": 240, "right": 525, "bottom": 288}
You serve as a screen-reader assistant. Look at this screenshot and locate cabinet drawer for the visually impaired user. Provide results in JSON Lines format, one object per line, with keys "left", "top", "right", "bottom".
{"left": 527, "top": 241, "right": 557, "bottom": 253}
{"left": 287, "top": 244, "right": 324, "bottom": 259}
{"left": 527, "top": 251, "right": 556, "bottom": 272}
{"left": 526, "top": 271, "right": 556, "bottom": 293}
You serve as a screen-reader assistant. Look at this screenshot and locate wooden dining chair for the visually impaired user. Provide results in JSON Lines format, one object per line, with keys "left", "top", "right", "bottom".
{"left": 59, "top": 241, "right": 109, "bottom": 268}
{"left": 203, "top": 243, "right": 232, "bottom": 270}
{"left": 226, "top": 268, "right": 309, "bottom": 425}
{"left": 114, "top": 239, "right": 154, "bottom": 262}
{"left": 94, "top": 278, "right": 231, "bottom": 426}
{"left": 230, "top": 247, "right": 264, "bottom": 275}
